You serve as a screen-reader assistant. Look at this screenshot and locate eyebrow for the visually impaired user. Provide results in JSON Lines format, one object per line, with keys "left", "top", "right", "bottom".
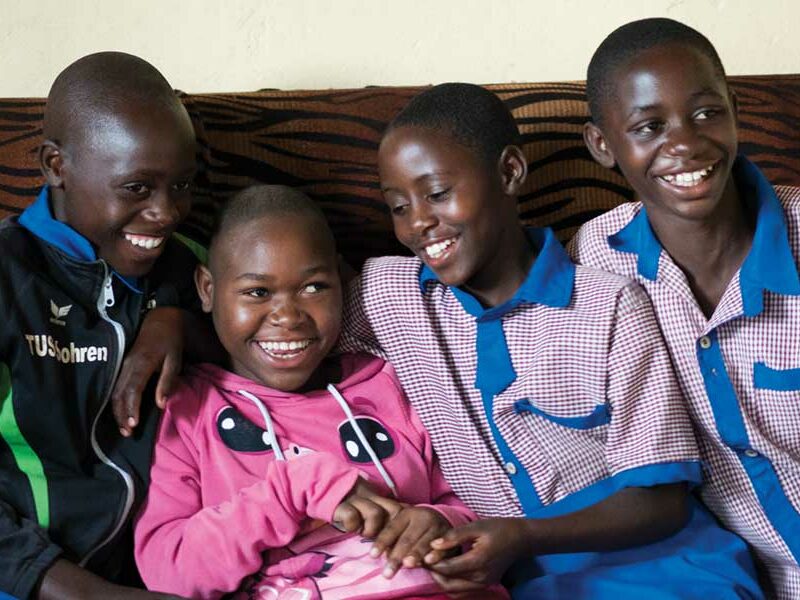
{"left": 233, "top": 264, "right": 332, "bottom": 281}
{"left": 627, "top": 88, "right": 726, "bottom": 119}
{"left": 381, "top": 171, "right": 451, "bottom": 194}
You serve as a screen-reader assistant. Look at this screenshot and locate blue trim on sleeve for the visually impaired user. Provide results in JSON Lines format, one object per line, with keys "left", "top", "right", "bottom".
{"left": 528, "top": 461, "right": 703, "bottom": 519}
{"left": 514, "top": 398, "right": 610, "bottom": 429}
{"left": 753, "top": 362, "right": 800, "bottom": 391}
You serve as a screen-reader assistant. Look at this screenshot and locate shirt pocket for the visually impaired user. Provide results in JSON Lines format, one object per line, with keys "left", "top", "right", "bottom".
{"left": 512, "top": 398, "right": 611, "bottom": 502}
{"left": 514, "top": 398, "right": 610, "bottom": 429}
{"left": 753, "top": 362, "right": 800, "bottom": 391}
{"left": 751, "top": 362, "right": 800, "bottom": 450}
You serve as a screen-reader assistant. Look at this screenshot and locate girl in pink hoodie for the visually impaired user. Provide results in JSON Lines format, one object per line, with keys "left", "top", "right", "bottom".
{"left": 134, "top": 185, "right": 506, "bottom": 600}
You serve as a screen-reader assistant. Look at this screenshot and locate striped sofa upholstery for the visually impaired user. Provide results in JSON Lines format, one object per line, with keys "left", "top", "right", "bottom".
{"left": 1, "top": 76, "right": 798, "bottom": 266}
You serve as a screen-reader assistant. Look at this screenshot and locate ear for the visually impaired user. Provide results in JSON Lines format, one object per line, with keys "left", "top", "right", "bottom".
{"left": 729, "top": 89, "right": 739, "bottom": 126}
{"left": 39, "top": 140, "right": 66, "bottom": 187}
{"left": 583, "top": 121, "right": 616, "bottom": 169}
{"left": 194, "top": 264, "right": 214, "bottom": 313}
{"left": 498, "top": 145, "right": 528, "bottom": 195}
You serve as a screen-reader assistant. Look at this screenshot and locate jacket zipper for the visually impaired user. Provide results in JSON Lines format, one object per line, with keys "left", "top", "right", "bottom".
{"left": 79, "top": 265, "right": 135, "bottom": 567}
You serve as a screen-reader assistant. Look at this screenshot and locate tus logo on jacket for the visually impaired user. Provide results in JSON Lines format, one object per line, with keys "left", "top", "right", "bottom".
{"left": 24, "top": 334, "right": 108, "bottom": 364}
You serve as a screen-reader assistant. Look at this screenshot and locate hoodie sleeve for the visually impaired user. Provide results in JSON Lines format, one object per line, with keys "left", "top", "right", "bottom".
{"left": 134, "top": 383, "right": 361, "bottom": 599}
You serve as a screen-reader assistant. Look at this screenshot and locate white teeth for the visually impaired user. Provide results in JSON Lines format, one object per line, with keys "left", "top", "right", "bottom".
{"left": 124, "top": 233, "right": 165, "bottom": 249}
{"left": 258, "top": 339, "right": 312, "bottom": 358}
{"left": 661, "top": 164, "right": 715, "bottom": 187}
{"left": 424, "top": 237, "right": 456, "bottom": 259}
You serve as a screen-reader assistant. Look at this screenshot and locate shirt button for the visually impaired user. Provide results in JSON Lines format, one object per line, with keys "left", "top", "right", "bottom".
{"left": 505, "top": 462, "right": 517, "bottom": 475}
{"left": 744, "top": 449, "right": 759, "bottom": 458}
{"left": 699, "top": 336, "right": 712, "bottom": 349}
{"left": 711, "top": 368, "right": 718, "bottom": 376}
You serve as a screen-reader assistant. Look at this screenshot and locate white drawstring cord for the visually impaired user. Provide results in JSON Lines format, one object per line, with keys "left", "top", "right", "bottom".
{"left": 238, "top": 389, "right": 285, "bottom": 461}
{"left": 327, "top": 383, "right": 398, "bottom": 498}
{"left": 237, "top": 385, "right": 397, "bottom": 498}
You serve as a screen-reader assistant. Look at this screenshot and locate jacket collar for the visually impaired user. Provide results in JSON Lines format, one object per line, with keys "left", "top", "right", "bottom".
{"left": 19, "top": 186, "right": 141, "bottom": 292}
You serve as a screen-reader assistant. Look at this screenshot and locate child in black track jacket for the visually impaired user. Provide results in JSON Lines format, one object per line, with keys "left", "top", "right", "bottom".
{"left": 0, "top": 52, "right": 209, "bottom": 600}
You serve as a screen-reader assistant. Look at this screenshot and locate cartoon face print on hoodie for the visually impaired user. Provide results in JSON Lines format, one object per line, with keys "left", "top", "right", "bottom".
{"left": 216, "top": 405, "right": 313, "bottom": 458}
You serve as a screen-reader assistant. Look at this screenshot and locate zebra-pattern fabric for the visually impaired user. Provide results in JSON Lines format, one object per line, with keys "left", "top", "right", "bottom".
{"left": 1, "top": 76, "right": 798, "bottom": 265}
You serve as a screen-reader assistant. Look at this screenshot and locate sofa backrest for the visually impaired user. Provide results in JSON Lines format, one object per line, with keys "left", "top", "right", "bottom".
{"left": 1, "top": 76, "right": 798, "bottom": 265}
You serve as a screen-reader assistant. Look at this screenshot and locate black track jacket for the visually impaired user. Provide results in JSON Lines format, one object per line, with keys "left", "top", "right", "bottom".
{"left": 0, "top": 189, "right": 199, "bottom": 598}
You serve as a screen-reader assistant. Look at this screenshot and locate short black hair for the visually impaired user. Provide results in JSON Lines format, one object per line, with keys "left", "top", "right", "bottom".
{"left": 44, "top": 52, "right": 187, "bottom": 152}
{"left": 209, "top": 185, "right": 334, "bottom": 267}
{"left": 384, "top": 83, "right": 521, "bottom": 164}
{"left": 587, "top": 18, "right": 727, "bottom": 124}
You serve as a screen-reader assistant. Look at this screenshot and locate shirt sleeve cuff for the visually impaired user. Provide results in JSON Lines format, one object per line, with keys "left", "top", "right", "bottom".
{"left": 12, "top": 543, "right": 62, "bottom": 600}
{"left": 528, "top": 460, "right": 702, "bottom": 519}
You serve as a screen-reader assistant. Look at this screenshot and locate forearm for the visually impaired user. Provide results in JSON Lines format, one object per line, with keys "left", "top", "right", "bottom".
{"left": 517, "top": 483, "right": 689, "bottom": 556}
{"left": 37, "top": 559, "right": 183, "bottom": 600}
{"left": 37, "top": 559, "right": 115, "bottom": 600}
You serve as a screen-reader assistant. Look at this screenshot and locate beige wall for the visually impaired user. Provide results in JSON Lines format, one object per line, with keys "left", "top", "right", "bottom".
{"left": 2, "top": 0, "right": 798, "bottom": 97}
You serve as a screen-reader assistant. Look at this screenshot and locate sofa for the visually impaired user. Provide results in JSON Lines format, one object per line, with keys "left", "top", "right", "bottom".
{"left": 1, "top": 75, "right": 798, "bottom": 266}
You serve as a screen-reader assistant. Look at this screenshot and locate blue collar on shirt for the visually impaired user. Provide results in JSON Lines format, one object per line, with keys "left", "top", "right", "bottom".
{"left": 606, "top": 156, "right": 800, "bottom": 316}
{"left": 418, "top": 226, "right": 576, "bottom": 316}
{"left": 18, "top": 186, "right": 142, "bottom": 292}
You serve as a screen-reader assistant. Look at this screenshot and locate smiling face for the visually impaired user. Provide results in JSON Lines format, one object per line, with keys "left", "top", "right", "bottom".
{"left": 378, "top": 125, "right": 527, "bottom": 303}
{"left": 196, "top": 213, "right": 342, "bottom": 392}
{"left": 43, "top": 104, "right": 196, "bottom": 277}
{"left": 585, "top": 42, "right": 739, "bottom": 224}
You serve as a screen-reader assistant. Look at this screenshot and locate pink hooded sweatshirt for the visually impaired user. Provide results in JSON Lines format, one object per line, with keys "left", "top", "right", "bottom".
{"left": 134, "top": 354, "right": 505, "bottom": 599}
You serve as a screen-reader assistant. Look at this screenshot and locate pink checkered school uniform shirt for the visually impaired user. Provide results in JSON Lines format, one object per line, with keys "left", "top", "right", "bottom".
{"left": 340, "top": 227, "right": 700, "bottom": 521}
{"left": 569, "top": 156, "right": 800, "bottom": 599}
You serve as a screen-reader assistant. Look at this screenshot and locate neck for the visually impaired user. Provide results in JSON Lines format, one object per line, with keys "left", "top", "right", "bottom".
{"left": 297, "top": 356, "right": 342, "bottom": 394}
{"left": 463, "top": 225, "right": 535, "bottom": 308}
{"left": 647, "top": 177, "right": 755, "bottom": 315}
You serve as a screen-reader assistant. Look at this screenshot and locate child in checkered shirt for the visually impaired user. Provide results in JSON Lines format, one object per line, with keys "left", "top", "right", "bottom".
{"left": 570, "top": 17, "right": 800, "bottom": 599}
{"left": 339, "top": 82, "right": 763, "bottom": 598}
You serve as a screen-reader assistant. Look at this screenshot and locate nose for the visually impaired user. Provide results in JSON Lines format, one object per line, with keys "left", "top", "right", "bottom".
{"left": 143, "top": 189, "right": 185, "bottom": 227}
{"left": 663, "top": 121, "right": 700, "bottom": 157}
{"left": 268, "top": 297, "right": 305, "bottom": 329}
{"left": 407, "top": 199, "right": 437, "bottom": 235}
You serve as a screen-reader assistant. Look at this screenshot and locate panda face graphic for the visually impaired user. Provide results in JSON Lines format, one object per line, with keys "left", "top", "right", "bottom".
{"left": 216, "top": 406, "right": 273, "bottom": 453}
{"left": 216, "top": 406, "right": 314, "bottom": 458}
{"left": 338, "top": 417, "right": 395, "bottom": 463}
